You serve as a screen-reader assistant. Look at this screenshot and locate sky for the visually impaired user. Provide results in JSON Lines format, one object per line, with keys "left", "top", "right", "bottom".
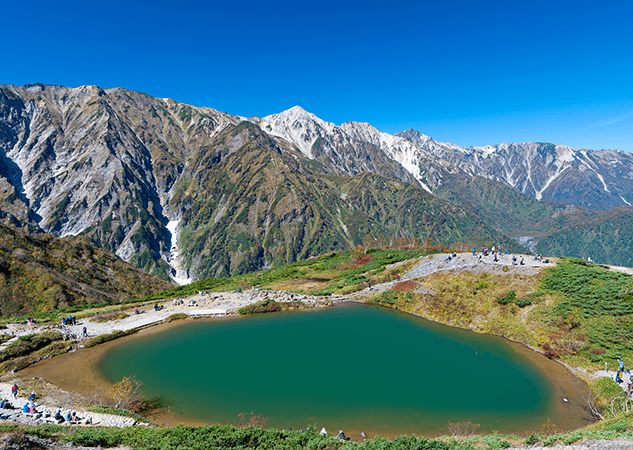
{"left": 2, "top": 0, "right": 632, "bottom": 151}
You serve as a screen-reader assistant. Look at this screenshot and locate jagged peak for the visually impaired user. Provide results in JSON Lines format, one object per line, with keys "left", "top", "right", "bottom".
{"left": 260, "top": 106, "right": 336, "bottom": 159}
{"left": 263, "top": 106, "right": 335, "bottom": 130}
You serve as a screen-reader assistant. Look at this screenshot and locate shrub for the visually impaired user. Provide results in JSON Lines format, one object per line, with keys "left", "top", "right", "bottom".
{"left": 238, "top": 299, "right": 281, "bottom": 315}
{"left": 167, "top": 313, "right": 188, "bottom": 322}
{"left": 0, "top": 331, "right": 64, "bottom": 362}
{"left": 85, "top": 330, "right": 135, "bottom": 348}
{"left": 497, "top": 291, "right": 516, "bottom": 305}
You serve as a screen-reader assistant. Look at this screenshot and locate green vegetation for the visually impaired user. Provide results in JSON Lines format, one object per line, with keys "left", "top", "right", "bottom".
{"left": 0, "top": 331, "right": 63, "bottom": 363}
{"left": 536, "top": 207, "right": 633, "bottom": 268}
{"left": 0, "top": 331, "right": 69, "bottom": 372}
{"left": 0, "top": 421, "right": 631, "bottom": 450}
{"left": 138, "top": 248, "right": 432, "bottom": 303}
{"left": 0, "top": 222, "right": 172, "bottom": 317}
{"left": 85, "top": 330, "right": 136, "bottom": 348}
{"left": 238, "top": 299, "right": 306, "bottom": 315}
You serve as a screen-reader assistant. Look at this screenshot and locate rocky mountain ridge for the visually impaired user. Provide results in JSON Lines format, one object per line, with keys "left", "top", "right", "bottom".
{"left": 1, "top": 83, "right": 632, "bottom": 283}
{"left": 396, "top": 129, "right": 633, "bottom": 210}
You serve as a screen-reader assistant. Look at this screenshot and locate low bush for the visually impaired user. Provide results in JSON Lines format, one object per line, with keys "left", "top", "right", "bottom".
{"left": 166, "top": 313, "right": 188, "bottom": 322}
{"left": 0, "top": 331, "right": 64, "bottom": 362}
{"left": 497, "top": 291, "right": 516, "bottom": 305}
{"left": 238, "top": 299, "right": 281, "bottom": 315}
{"left": 85, "top": 330, "right": 135, "bottom": 348}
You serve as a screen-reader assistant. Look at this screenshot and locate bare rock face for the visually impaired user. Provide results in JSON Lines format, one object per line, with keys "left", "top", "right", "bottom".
{"left": 0, "top": 84, "right": 241, "bottom": 281}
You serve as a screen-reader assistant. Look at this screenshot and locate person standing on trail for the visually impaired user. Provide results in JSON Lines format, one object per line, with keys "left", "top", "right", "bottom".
{"left": 11, "top": 384, "right": 18, "bottom": 399}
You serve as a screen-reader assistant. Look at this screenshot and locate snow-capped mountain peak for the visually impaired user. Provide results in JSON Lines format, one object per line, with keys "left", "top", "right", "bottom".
{"left": 260, "top": 106, "right": 335, "bottom": 159}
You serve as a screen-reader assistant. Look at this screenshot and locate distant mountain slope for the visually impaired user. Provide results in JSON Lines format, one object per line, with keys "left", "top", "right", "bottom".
{"left": 433, "top": 175, "right": 569, "bottom": 238}
{"left": 0, "top": 223, "right": 172, "bottom": 316}
{"left": 535, "top": 206, "right": 633, "bottom": 267}
{"left": 397, "top": 129, "right": 633, "bottom": 210}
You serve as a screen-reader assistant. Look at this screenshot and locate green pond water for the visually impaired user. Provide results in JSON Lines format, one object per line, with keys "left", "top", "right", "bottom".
{"left": 97, "top": 303, "right": 589, "bottom": 436}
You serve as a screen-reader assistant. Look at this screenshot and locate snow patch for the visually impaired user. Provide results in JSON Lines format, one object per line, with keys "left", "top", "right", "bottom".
{"left": 595, "top": 172, "right": 611, "bottom": 193}
{"left": 620, "top": 194, "right": 631, "bottom": 206}
{"left": 338, "top": 122, "right": 433, "bottom": 193}
{"left": 166, "top": 219, "right": 192, "bottom": 285}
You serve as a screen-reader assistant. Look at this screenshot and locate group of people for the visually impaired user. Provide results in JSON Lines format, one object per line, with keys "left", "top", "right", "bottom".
{"left": 7, "top": 384, "right": 86, "bottom": 424}
{"left": 317, "top": 428, "right": 365, "bottom": 441}
{"left": 61, "top": 316, "right": 76, "bottom": 326}
{"left": 54, "top": 410, "right": 81, "bottom": 423}
{"left": 471, "top": 246, "right": 538, "bottom": 266}
{"left": 613, "top": 359, "right": 633, "bottom": 399}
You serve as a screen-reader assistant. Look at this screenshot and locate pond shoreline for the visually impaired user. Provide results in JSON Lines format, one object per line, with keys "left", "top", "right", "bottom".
{"left": 2, "top": 253, "right": 622, "bottom": 436}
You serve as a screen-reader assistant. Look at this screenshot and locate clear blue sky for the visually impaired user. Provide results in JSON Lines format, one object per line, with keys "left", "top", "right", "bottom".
{"left": 3, "top": 0, "right": 632, "bottom": 151}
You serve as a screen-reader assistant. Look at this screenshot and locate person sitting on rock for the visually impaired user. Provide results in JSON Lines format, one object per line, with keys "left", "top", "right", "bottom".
{"left": 65, "top": 411, "right": 72, "bottom": 422}
{"left": 55, "top": 410, "right": 64, "bottom": 422}
{"left": 22, "top": 403, "right": 29, "bottom": 413}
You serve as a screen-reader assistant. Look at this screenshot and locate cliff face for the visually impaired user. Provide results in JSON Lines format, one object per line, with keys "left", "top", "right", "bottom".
{"left": 0, "top": 84, "right": 244, "bottom": 281}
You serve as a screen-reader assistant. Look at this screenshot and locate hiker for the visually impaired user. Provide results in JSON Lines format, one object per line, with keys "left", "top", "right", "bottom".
{"left": 11, "top": 384, "right": 18, "bottom": 399}
{"left": 82, "top": 326, "right": 88, "bottom": 337}
{"left": 55, "top": 410, "right": 64, "bottom": 422}
{"left": 22, "top": 403, "right": 29, "bottom": 413}
{"left": 520, "top": 257, "right": 525, "bottom": 265}
{"left": 337, "top": 430, "right": 346, "bottom": 440}
{"left": 472, "top": 248, "right": 476, "bottom": 256}
{"left": 619, "top": 359, "right": 625, "bottom": 371}
{"left": 28, "top": 391, "right": 36, "bottom": 402}
{"left": 494, "top": 254, "right": 498, "bottom": 262}
{"left": 320, "top": 427, "right": 327, "bottom": 436}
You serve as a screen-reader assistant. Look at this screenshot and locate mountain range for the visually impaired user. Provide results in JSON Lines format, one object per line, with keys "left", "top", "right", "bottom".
{"left": 1, "top": 83, "right": 632, "bottom": 285}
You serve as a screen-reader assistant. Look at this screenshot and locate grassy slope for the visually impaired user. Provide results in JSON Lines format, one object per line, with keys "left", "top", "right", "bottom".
{"left": 536, "top": 206, "right": 633, "bottom": 267}
{"left": 434, "top": 175, "right": 567, "bottom": 238}
{"left": 0, "top": 223, "right": 173, "bottom": 317}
